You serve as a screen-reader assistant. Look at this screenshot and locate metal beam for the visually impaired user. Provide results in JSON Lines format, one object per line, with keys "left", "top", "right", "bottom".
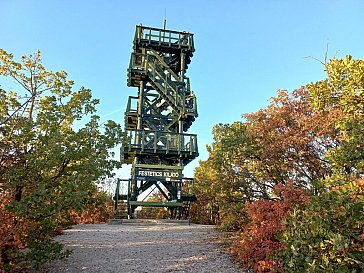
{"left": 129, "top": 201, "right": 183, "bottom": 207}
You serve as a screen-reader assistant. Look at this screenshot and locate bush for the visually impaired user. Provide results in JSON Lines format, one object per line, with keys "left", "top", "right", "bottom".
{"left": 67, "top": 190, "right": 114, "bottom": 225}
{"left": 0, "top": 190, "right": 26, "bottom": 272}
{"left": 277, "top": 179, "right": 364, "bottom": 273}
{"left": 234, "top": 183, "right": 309, "bottom": 272}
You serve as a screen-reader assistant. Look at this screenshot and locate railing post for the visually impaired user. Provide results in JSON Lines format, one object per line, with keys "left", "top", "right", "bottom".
{"left": 166, "top": 134, "right": 169, "bottom": 153}
{"left": 141, "top": 130, "right": 145, "bottom": 151}
{"left": 114, "top": 178, "right": 120, "bottom": 211}
{"left": 136, "top": 25, "right": 141, "bottom": 42}
{"left": 129, "top": 131, "right": 132, "bottom": 150}
{"left": 154, "top": 131, "right": 157, "bottom": 152}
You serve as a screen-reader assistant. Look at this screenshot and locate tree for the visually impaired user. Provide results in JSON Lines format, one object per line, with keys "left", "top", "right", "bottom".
{"left": 308, "top": 55, "right": 364, "bottom": 178}
{"left": 67, "top": 185, "right": 115, "bottom": 225}
{"left": 191, "top": 122, "right": 253, "bottom": 229}
{"left": 0, "top": 49, "right": 123, "bottom": 270}
{"left": 191, "top": 156, "right": 223, "bottom": 225}
{"left": 191, "top": 87, "right": 338, "bottom": 229}
{"left": 137, "top": 191, "right": 169, "bottom": 219}
{"left": 243, "top": 87, "right": 339, "bottom": 192}
{"left": 276, "top": 55, "right": 364, "bottom": 273}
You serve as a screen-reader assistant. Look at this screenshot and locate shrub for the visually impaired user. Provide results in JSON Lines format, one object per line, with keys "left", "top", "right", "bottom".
{"left": 234, "top": 183, "right": 309, "bottom": 273}
{"left": 277, "top": 179, "right": 364, "bottom": 273}
{"left": 67, "top": 190, "right": 114, "bottom": 225}
{"left": 0, "top": 190, "right": 25, "bottom": 272}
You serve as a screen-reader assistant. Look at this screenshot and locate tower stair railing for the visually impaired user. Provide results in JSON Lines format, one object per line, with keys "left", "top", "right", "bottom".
{"left": 146, "top": 56, "right": 184, "bottom": 113}
{"left": 134, "top": 25, "right": 195, "bottom": 52}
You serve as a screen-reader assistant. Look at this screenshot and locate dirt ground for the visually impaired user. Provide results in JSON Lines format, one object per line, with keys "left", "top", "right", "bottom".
{"left": 42, "top": 222, "right": 244, "bottom": 273}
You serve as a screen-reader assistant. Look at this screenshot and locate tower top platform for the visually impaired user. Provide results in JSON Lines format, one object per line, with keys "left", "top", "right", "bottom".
{"left": 133, "top": 25, "right": 195, "bottom": 55}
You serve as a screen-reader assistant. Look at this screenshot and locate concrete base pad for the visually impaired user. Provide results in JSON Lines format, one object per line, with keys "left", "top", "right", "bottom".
{"left": 108, "top": 219, "right": 123, "bottom": 225}
{"left": 116, "top": 219, "right": 191, "bottom": 225}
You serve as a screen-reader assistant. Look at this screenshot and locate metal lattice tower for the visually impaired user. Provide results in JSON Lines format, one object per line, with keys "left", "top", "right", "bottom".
{"left": 117, "top": 25, "right": 198, "bottom": 219}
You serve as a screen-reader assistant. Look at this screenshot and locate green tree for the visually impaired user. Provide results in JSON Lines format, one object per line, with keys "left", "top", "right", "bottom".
{"left": 137, "top": 191, "right": 169, "bottom": 219}
{"left": 191, "top": 122, "right": 253, "bottom": 229}
{"left": 191, "top": 156, "right": 223, "bottom": 225}
{"left": 0, "top": 49, "right": 123, "bottom": 270}
{"left": 308, "top": 55, "right": 364, "bottom": 178}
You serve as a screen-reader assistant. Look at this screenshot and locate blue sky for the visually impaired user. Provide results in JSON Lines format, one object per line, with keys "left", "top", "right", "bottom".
{"left": 1, "top": 0, "right": 364, "bottom": 178}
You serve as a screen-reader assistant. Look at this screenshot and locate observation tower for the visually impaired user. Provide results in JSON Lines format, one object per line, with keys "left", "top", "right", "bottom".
{"left": 116, "top": 24, "right": 199, "bottom": 219}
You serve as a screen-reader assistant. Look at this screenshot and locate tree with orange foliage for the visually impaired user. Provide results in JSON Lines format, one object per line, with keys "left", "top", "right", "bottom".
{"left": 243, "top": 87, "right": 340, "bottom": 192}
{"left": 191, "top": 87, "right": 338, "bottom": 230}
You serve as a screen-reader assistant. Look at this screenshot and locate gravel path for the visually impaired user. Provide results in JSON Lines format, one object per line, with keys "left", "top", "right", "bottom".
{"left": 44, "top": 223, "right": 243, "bottom": 273}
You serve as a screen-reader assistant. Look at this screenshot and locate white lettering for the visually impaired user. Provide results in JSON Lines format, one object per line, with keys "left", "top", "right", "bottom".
{"left": 137, "top": 169, "right": 181, "bottom": 178}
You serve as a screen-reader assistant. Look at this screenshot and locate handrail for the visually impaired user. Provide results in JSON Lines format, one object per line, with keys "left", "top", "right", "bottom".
{"left": 146, "top": 61, "right": 179, "bottom": 108}
{"left": 129, "top": 51, "right": 190, "bottom": 94}
{"left": 149, "top": 57, "right": 179, "bottom": 91}
{"left": 135, "top": 25, "right": 194, "bottom": 51}
{"left": 148, "top": 49, "right": 180, "bottom": 80}
{"left": 126, "top": 130, "right": 198, "bottom": 154}
{"left": 129, "top": 52, "right": 197, "bottom": 118}
{"left": 145, "top": 54, "right": 187, "bottom": 110}
{"left": 137, "top": 25, "right": 192, "bottom": 36}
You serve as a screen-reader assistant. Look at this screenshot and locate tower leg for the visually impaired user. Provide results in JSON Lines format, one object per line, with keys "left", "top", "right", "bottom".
{"left": 128, "top": 205, "right": 136, "bottom": 219}
{"left": 177, "top": 207, "right": 182, "bottom": 220}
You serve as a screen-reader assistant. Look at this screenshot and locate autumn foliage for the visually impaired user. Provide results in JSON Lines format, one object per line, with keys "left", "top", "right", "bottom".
{"left": 0, "top": 187, "right": 114, "bottom": 272}
{"left": 191, "top": 55, "right": 364, "bottom": 272}
{"left": 234, "top": 183, "right": 309, "bottom": 272}
{"left": 67, "top": 189, "right": 114, "bottom": 225}
{"left": 0, "top": 190, "right": 25, "bottom": 271}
